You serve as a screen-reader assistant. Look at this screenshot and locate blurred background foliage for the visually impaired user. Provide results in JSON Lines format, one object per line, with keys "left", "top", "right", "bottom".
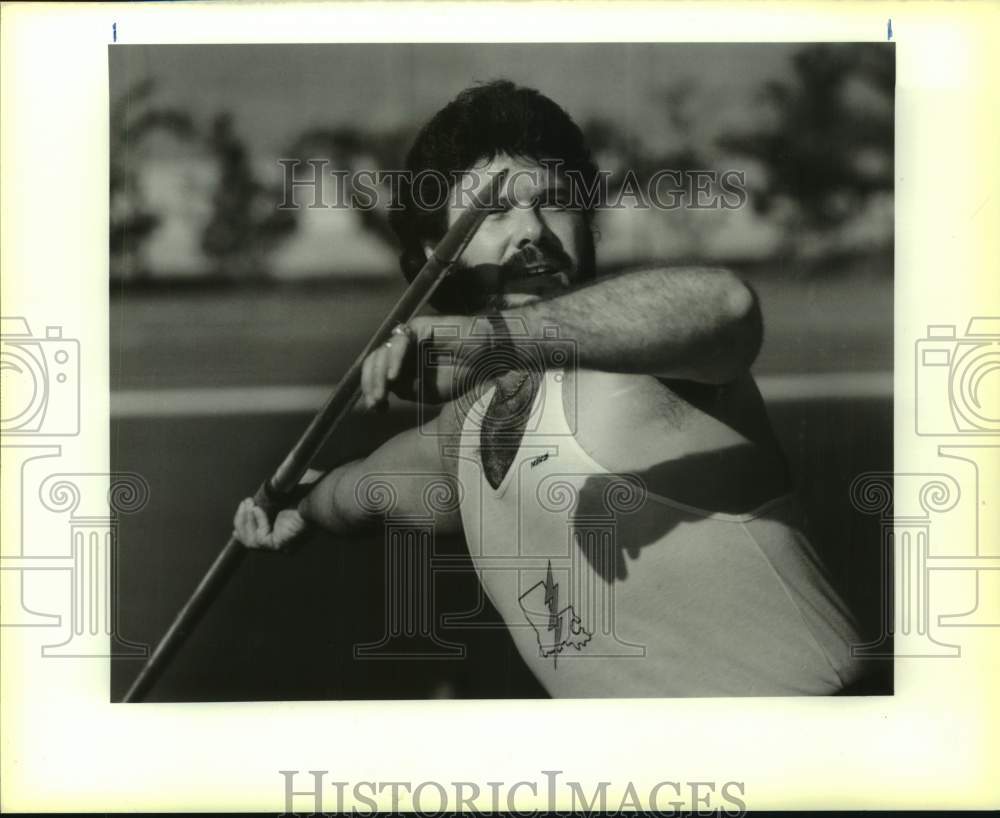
{"left": 110, "top": 78, "right": 195, "bottom": 279}
{"left": 110, "top": 43, "right": 892, "bottom": 283}
{"left": 719, "top": 44, "right": 894, "bottom": 235}
{"left": 200, "top": 113, "right": 297, "bottom": 280}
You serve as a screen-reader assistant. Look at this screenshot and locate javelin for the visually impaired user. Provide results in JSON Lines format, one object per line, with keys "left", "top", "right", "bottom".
{"left": 122, "top": 169, "right": 508, "bottom": 703}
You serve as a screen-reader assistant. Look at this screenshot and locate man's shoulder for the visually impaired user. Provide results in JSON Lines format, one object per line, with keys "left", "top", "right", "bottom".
{"left": 565, "top": 368, "right": 791, "bottom": 506}
{"left": 566, "top": 368, "right": 696, "bottom": 433}
{"left": 568, "top": 367, "right": 770, "bottom": 434}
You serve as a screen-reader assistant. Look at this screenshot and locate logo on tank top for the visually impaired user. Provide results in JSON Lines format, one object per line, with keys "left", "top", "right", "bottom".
{"left": 517, "top": 560, "right": 592, "bottom": 667}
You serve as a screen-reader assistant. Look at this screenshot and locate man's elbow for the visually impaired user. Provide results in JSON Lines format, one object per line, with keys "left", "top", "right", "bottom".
{"left": 705, "top": 273, "right": 763, "bottom": 383}
{"left": 727, "top": 275, "right": 763, "bottom": 365}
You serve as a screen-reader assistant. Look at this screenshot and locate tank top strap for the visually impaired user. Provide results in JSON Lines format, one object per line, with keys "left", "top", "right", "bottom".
{"left": 536, "top": 367, "right": 573, "bottom": 437}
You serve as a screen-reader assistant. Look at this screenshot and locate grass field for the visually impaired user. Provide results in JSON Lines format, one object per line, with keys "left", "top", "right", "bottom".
{"left": 110, "top": 262, "right": 893, "bottom": 700}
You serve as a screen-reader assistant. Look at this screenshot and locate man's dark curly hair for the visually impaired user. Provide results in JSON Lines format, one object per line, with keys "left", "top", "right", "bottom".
{"left": 389, "top": 80, "right": 599, "bottom": 313}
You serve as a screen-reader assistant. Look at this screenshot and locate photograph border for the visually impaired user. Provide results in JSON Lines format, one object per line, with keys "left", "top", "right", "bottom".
{"left": 2, "top": 1, "right": 998, "bottom": 812}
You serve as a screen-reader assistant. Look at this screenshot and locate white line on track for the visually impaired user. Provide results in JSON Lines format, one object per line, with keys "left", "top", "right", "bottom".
{"left": 110, "top": 372, "right": 892, "bottom": 418}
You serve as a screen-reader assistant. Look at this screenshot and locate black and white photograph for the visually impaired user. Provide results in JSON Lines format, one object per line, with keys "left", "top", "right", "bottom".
{"left": 5, "top": 2, "right": 1000, "bottom": 813}
{"left": 110, "top": 42, "right": 894, "bottom": 702}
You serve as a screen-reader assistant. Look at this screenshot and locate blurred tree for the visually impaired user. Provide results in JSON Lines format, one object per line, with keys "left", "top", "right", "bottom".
{"left": 583, "top": 79, "right": 710, "bottom": 204}
{"left": 110, "top": 79, "right": 194, "bottom": 279}
{"left": 283, "top": 125, "right": 413, "bottom": 251}
{"left": 718, "top": 43, "right": 894, "bottom": 232}
{"left": 654, "top": 78, "right": 710, "bottom": 174}
{"left": 201, "top": 113, "right": 298, "bottom": 279}
{"left": 582, "top": 80, "right": 718, "bottom": 263}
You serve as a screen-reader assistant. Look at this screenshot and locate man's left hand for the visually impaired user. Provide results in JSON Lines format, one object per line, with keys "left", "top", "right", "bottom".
{"left": 360, "top": 314, "right": 482, "bottom": 410}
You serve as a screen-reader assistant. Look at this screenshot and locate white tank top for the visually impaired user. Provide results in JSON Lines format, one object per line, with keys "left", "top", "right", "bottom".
{"left": 456, "top": 369, "right": 863, "bottom": 697}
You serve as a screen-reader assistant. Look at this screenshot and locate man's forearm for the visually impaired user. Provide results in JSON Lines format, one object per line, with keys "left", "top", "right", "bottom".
{"left": 497, "top": 266, "right": 762, "bottom": 383}
{"left": 293, "top": 419, "right": 461, "bottom": 537}
{"left": 296, "top": 460, "right": 371, "bottom": 535}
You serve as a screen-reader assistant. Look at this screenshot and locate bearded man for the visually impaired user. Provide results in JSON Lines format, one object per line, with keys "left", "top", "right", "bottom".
{"left": 234, "top": 80, "right": 863, "bottom": 696}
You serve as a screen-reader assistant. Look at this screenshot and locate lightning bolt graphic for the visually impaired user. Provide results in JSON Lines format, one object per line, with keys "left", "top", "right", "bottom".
{"left": 543, "top": 560, "right": 561, "bottom": 668}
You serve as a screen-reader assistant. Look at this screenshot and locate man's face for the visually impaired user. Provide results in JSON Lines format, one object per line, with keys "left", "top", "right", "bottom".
{"left": 432, "top": 153, "right": 594, "bottom": 311}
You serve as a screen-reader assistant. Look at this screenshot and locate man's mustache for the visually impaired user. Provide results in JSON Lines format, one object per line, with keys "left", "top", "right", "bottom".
{"left": 499, "top": 243, "right": 574, "bottom": 279}
{"left": 446, "top": 243, "right": 574, "bottom": 311}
